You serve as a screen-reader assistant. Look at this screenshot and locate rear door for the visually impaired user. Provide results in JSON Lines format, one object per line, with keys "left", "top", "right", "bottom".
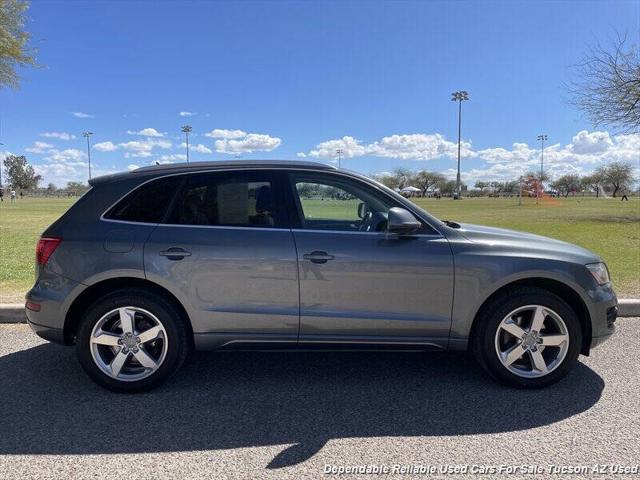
{"left": 144, "top": 170, "right": 299, "bottom": 346}
{"left": 286, "top": 171, "right": 454, "bottom": 347}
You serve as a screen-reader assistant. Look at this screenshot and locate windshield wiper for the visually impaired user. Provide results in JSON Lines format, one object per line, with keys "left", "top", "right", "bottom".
{"left": 441, "top": 219, "right": 461, "bottom": 229}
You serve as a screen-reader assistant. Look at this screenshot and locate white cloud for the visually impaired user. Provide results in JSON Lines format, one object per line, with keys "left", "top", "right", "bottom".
{"left": 119, "top": 139, "right": 172, "bottom": 158}
{"left": 180, "top": 142, "right": 212, "bottom": 154}
{"left": 302, "top": 129, "right": 638, "bottom": 184}
{"left": 126, "top": 128, "right": 164, "bottom": 137}
{"left": 306, "top": 136, "right": 368, "bottom": 159}
{"left": 40, "top": 132, "right": 76, "bottom": 140}
{"left": 158, "top": 153, "right": 187, "bottom": 163}
{"left": 25, "top": 141, "right": 54, "bottom": 154}
{"left": 570, "top": 130, "right": 613, "bottom": 155}
{"left": 43, "top": 148, "right": 86, "bottom": 164}
{"left": 215, "top": 133, "right": 282, "bottom": 154}
{"left": 88, "top": 138, "right": 172, "bottom": 158}
{"left": 179, "top": 111, "right": 196, "bottom": 117}
{"left": 70, "top": 112, "right": 94, "bottom": 118}
{"left": 450, "top": 130, "right": 640, "bottom": 184}
{"left": 127, "top": 164, "right": 140, "bottom": 171}
{"left": 31, "top": 147, "right": 95, "bottom": 187}
{"left": 303, "top": 133, "right": 472, "bottom": 161}
{"left": 93, "top": 141, "right": 118, "bottom": 152}
{"left": 205, "top": 129, "right": 247, "bottom": 139}
{"left": 475, "top": 143, "right": 537, "bottom": 165}
{"left": 200, "top": 128, "right": 282, "bottom": 154}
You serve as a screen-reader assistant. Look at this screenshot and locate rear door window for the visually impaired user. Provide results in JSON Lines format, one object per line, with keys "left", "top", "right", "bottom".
{"left": 166, "top": 171, "right": 285, "bottom": 228}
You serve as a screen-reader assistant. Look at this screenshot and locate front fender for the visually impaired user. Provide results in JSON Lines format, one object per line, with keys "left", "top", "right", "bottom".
{"left": 448, "top": 246, "right": 603, "bottom": 346}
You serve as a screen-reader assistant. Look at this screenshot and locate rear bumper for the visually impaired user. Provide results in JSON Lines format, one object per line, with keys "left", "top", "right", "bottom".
{"left": 25, "top": 270, "right": 85, "bottom": 345}
{"left": 27, "top": 318, "right": 65, "bottom": 344}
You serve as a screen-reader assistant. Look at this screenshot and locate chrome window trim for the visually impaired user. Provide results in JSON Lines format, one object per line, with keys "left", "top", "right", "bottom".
{"left": 291, "top": 228, "right": 443, "bottom": 238}
{"left": 98, "top": 166, "right": 445, "bottom": 235}
{"left": 154, "top": 223, "right": 290, "bottom": 232}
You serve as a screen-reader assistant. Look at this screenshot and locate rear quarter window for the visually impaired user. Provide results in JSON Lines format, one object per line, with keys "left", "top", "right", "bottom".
{"left": 105, "top": 176, "right": 183, "bottom": 223}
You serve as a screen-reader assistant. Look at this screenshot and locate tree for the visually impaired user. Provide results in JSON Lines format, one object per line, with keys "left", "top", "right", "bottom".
{"left": 438, "top": 179, "right": 464, "bottom": 195}
{"left": 393, "top": 167, "right": 414, "bottom": 190}
{"left": 65, "top": 181, "right": 89, "bottom": 195}
{"left": 567, "top": 33, "right": 640, "bottom": 132}
{"left": 296, "top": 182, "right": 315, "bottom": 199}
{"left": 372, "top": 173, "right": 400, "bottom": 190}
{"left": 0, "top": 0, "right": 37, "bottom": 89}
{"left": 596, "top": 162, "right": 634, "bottom": 197}
{"left": 503, "top": 181, "right": 518, "bottom": 195}
{"left": 3, "top": 154, "right": 40, "bottom": 190}
{"left": 414, "top": 170, "right": 445, "bottom": 196}
{"left": 474, "top": 181, "right": 488, "bottom": 193}
{"left": 520, "top": 171, "right": 550, "bottom": 197}
{"left": 551, "top": 174, "right": 581, "bottom": 197}
{"left": 489, "top": 181, "right": 504, "bottom": 195}
{"left": 581, "top": 172, "right": 604, "bottom": 197}
{"left": 46, "top": 183, "right": 57, "bottom": 192}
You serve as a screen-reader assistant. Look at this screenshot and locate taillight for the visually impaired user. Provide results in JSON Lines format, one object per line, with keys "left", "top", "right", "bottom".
{"left": 36, "top": 237, "right": 62, "bottom": 266}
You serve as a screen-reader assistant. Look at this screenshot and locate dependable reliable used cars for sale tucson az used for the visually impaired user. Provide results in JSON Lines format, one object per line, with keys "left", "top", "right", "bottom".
{"left": 25, "top": 161, "right": 617, "bottom": 392}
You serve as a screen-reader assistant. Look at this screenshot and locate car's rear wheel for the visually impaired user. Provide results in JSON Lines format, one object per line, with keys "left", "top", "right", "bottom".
{"left": 472, "top": 287, "right": 582, "bottom": 388}
{"left": 76, "top": 289, "right": 190, "bottom": 393}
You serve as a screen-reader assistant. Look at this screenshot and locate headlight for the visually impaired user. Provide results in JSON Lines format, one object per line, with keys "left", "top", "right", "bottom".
{"left": 586, "top": 262, "right": 610, "bottom": 285}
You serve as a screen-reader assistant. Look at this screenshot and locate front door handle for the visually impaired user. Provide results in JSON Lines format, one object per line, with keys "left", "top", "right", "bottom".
{"left": 159, "top": 247, "right": 192, "bottom": 261}
{"left": 303, "top": 251, "right": 335, "bottom": 264}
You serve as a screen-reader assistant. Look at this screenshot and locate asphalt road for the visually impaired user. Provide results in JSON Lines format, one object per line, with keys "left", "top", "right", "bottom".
{"left": 0, "top": 320, "right": 638, "bottom": 479}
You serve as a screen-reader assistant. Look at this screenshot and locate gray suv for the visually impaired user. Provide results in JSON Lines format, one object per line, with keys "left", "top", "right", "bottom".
{"left": 25, "top": 161, "right": 617, "bottom": 392}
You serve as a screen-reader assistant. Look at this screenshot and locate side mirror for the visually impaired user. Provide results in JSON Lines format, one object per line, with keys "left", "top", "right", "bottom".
{"left": 357, "top": 202, "right": 370, "bottom": 219}
{"left": 387, "top": 207, "right": 421, "bottom": 235}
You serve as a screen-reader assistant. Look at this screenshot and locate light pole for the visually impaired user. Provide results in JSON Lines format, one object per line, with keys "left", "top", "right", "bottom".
{"left": 82, "top": 132, "right": 93, "bottom": 180}
{"left": 0, "top": 142, "right": 4, "bottom": 188}
{"left": 181, "top": 125, "right": 192, "bottom": 163}
{"left": 451, "top": 90, "right": 469, "bottom": 199}
{"left": 537, "top": 134, "right": 547, "bottom": 204}
{"left": 518, "top": 175, "right": 523, "bottom": 206}
{"left": 336, "top": 148, "right": 343, "bottom": 169}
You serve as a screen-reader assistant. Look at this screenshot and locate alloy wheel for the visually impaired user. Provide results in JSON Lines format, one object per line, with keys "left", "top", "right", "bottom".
{"left": 494, "top": 305, "right": 570, "bottom": 378}
{"left": 89, "top": 306, "right": 168, "bottom": 382}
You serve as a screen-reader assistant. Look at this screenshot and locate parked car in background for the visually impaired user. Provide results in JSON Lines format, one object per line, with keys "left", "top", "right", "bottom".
{"left": 25, "top": 161, "right": 617, "bottom": 392}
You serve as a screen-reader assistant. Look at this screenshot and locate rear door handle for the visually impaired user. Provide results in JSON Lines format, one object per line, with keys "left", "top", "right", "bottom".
{"left": 159, "top": 247, "right": 192, "bottom": 260}
{"left": 303, "top": 251, "right": 335, "bottom": 264}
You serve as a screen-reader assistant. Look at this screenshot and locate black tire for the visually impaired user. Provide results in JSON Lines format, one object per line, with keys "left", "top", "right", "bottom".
{"left": 471, "top": 286, "right": 582, "bottom": 388}
{"left": 76, "top": 289, "right": 190, "bottom": 393}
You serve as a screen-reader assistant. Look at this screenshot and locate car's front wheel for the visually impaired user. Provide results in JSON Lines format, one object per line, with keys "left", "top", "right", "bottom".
{"left": 472, "top": 287, "right": 582, "bottom": 388}
{"left": 76, "top": 289, "right": 190, "bottom": 393}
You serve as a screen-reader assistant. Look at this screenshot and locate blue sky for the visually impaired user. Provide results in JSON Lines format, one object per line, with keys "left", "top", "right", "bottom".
{"left": 2, "top": 0, "right": 639, "bottom": 186}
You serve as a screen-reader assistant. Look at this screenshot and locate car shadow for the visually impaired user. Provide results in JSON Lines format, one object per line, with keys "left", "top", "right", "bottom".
{"left": 0, "top": 344, "right": 604, "bottom": 468}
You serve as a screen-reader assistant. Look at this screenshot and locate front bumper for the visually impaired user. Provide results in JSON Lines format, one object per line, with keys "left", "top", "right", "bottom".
{"left": 589, "top": 305, "right": 617, "bottom": 350}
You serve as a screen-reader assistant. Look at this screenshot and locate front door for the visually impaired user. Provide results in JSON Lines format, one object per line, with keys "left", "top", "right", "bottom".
{"left": 144, "top": 170, "right": 299, "bottom": 346}
{"left": 286, "top": 172, "right": 454, "bottom": 346}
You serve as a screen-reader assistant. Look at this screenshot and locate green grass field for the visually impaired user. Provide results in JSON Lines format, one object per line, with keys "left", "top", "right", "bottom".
{"left": 1, "top": 196, "right": 638, "bottom": 302}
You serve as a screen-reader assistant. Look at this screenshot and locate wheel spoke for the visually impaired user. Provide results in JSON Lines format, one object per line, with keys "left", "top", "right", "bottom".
{"left": 540, "top": 334, "right": 568, "bottom": 347}
{"left": 501, "top": 320, "right": 526, "bottom": 338}
{"left": 110, "top": 351, "right": 129, "bottom": 376}
{"left": 137, "top": 325, "right": 162, "bottom": 344}
{"left": 530, "top": 306, "right": 546, "bottom": 332}
{"left": 133, "top": 348, "right": 158, "bottom": 370}
{"left": 91, "top": 331, "right": 121, "bottom": 346}
{"left": 501, "top": 344, "right": 525, "bottom": 366}
{"left": 119, "top": 308, "right": 135, "bottom": 334}
{"left": 529, "top": 349, "right": 548, "bottom": 373}
{"left": 91, "top": 306, "right": 168, "bottom": 381}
